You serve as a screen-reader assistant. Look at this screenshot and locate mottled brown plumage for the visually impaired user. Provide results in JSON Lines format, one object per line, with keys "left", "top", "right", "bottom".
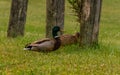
{"left": 60, "top": 32, "right": 80, "bottom": 46}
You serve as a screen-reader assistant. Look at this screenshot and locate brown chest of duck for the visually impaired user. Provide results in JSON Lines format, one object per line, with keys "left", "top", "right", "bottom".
{"left": 24, "top": 26, "right": 61, "bottom": 52}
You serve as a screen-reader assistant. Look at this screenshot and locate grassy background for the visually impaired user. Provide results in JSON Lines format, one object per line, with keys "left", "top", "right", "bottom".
{"left": 0, "top": 0, "right": 120, "bottom": 75}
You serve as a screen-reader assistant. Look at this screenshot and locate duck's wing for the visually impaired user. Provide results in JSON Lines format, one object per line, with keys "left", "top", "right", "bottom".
{"left": 29, "top": 39, "right": 55, "bottom": 52}
{"left": 24, "top": 38, "right": 51, "bottom": 50}
{"left": 25, "top": 38, "right": 56, "bottom": 51}
{"left": 32, "top": 38, "right": 51, "bottom": 44}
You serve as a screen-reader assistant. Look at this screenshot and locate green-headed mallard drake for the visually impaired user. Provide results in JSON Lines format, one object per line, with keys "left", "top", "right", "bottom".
{"left": 24, "top": 26, "right": 61, "bottom": 52}
{"left": 60, "top": 32, "right": 80, "bottom": 46}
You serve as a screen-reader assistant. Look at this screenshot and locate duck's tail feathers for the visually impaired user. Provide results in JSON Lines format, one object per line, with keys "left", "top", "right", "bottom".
{"left": 23, "top": 48, "right": 31, "bottom": 50}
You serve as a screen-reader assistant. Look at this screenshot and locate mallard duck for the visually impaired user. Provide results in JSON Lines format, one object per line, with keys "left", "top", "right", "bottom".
{"left": 60, "top": 32, "right": 80, "bottom": 46}
{"left": 24, "top": 26, "right": 61, "bottom": 52}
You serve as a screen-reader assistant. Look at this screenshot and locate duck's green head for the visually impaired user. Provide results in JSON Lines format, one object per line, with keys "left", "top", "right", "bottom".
{"left": 52, "top": 26, "right": 60, "bottom": 38}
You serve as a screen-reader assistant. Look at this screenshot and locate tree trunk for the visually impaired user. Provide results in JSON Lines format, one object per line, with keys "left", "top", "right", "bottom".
{"left": 80, "top": 0, "right": 102, "bottom": 46}
{"left": 46, "top": 0, "right": 65, "bottom": 38}
{"left": 7, "top": 0, "right": 28, "bottom": 38}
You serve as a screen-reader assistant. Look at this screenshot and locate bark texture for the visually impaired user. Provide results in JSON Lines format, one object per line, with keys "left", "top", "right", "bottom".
{"left": 7, "top": 0, "right": 28, "bottom": 37}
{"left": 80, "top": 0, "right": 102, "bottom": 46}
{"left": 46, "top": 0, "right": 65, "bottom": 38}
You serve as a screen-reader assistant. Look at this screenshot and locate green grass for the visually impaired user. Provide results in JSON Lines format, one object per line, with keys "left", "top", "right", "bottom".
{"left": 0, "top": 0, "right": 120, "bottom": 75}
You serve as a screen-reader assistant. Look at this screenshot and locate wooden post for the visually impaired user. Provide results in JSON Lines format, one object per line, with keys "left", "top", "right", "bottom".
{"left": 80, "top": 0, "right": 102, "bottom": 46}
{"left": 46, "top": 0, "right": 65, "bottom": 38}
{"left": 7, "top": 0, "right": 28, "bottom": 37}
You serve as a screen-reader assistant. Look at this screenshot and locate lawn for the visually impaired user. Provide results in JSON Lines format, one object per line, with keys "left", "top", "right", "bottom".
{"left": 0, "top": 0, "right": 120, "bottom": 75}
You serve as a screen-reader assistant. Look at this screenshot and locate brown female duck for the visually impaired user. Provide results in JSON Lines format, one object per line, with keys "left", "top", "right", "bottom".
{"left": 60, "top": 32, "right": 80, "bottom": 46}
